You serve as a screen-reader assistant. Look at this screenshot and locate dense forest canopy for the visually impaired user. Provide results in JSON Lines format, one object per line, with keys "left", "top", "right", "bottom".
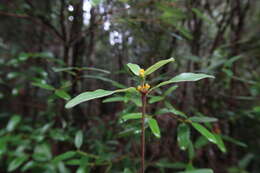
{"left": 0, "top": 0, "right": 260, "bottom": 173}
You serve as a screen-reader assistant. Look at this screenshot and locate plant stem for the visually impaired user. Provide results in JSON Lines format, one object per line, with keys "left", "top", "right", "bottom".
{"left": 141, "top": 93, "right": 146, "bottom": 173}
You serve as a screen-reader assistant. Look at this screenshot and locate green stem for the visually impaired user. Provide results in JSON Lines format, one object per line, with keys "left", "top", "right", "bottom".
{"left": 141, "top": 93, "right": 146, "bottom": 173}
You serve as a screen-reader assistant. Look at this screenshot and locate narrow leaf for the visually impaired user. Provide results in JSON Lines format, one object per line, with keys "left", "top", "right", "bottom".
{"left": 195, "top": 136, "right": 209, "bottom": 149}
{"left": 178, "top": 169, "right": 214, "bottom": 173}
{"left": 188, "top": 142, "right": 195, "bottom": 160}
{"left": 122, "top": 113, "right": 142, "bottom": 121}
{"left": 165, "top": 102, "right": 187, "bottom": 118}
{"left": 127, "top": 63, "right": 141, "bottom": 76}
{"left": 144, "top": 58, "right": 175, "bottom": 76}
{"left": 149, "top": 96, "right": 164, "bottom": 104}
{"left": 65, "top": 87, "right": 134, "bottom": 109}
{"left": 103, "top": 96, "right": 126, "bottom": 103}
{"left": 53, "top": 151, "right": 76, "bottom": 163}
{"left": 177, "top": 123, "right": 190, "bottom": 150}
{"left": 32, "top": 82, "right": 55, "bottom": 90}
{"left": 65, "top": 89, "right": 114, "bottom": 109}
{"left": 191, "top": 122, "right": 217, "bottom": 144}
{"left": 151, "top": 73, "right": 214, "bottom": 91}
{"left": 214, "top": 134, "right": 227, "bottom": 153}
{"left": 75, "top": 130, "right": 83, "bottom": 149}
{"left": 8, "top": 155, "right": 28, "bottom": 172}
{"left": 55, "top": 90, "right": 71, "bottom": 100}
{"left": 155, "top": 161, "right": 186, "bottom": 169}
{"left": 189, "top": 116, "right": 218, "bottom": 123}
{"left": 84, "top": 75, "right": 126, "bottom": 89}
{"left": 222, "top": 135, "right": 247, "bottom": 148}
{"left": 163, "top": 85, "right": 178, "bottom": 96}
{"left": 148, "top": 118, "right": 161, "bottom": 138}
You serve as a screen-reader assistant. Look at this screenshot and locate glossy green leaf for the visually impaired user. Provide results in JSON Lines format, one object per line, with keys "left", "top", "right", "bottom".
{"left": 127, "top": 63, "right": 141, "bottom": 76}
{"left": 151, "top": 73, "right": 214, "bottom": 91}
{"left": 55, "top": 90, "right": 71, "bottom": 100}
{"left": 178, "top": 169, "right": 214, "bottom": 173}
{"left": 144, "top": 58, "right": 175, "bottom": 76}
{"left": 122, "top": 113, "right": 142, "bottom": 121}
{"left": 75, "top": 130, "right": 83, "bottom": 149}
{"left": 177, "top": 123, "right": 190, "bottom": 150}
{"left": 191, "top": 122, "right": 217, "bottom": 144}
{"left": 148, "top": 118, "right": 161, "bottom": 138}
{"left": 8, "top": 155, "right": 28, "bottom": 172}
{"left": 53, "top": 151, "right": 76, "bottom": 163}
{"left": 6, "top": 115, "right": 21, "bottom": 132}
{"left": 32, "top": 82, "right": 55, "bottom": 90}
{"left": 65, "top": 87, "right": 134, "bottom": 109}
{"left": 214, "top": 134, "right": 227, "bottom": 153}
{"left": 189, "top": 116, "right": 218, "bottom": 123}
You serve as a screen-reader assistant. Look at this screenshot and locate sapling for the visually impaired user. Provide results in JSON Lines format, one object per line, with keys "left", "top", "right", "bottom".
{"left": 65, "top": 58, "right": 225, "bottom": 173}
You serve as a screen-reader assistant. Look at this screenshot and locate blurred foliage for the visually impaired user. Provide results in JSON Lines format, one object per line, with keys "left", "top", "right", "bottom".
{"left": 0, "top": 0, "right": 260, "bottom": 172}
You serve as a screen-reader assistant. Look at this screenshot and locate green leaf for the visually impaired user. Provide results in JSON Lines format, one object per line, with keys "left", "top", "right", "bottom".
{"left": 8, "top": 155, "right": 28, "bottom": 172}
{"left": 191, "top": 122, "right": 217, "bottom": 144}
{"left": 195, "top": 136, "right": 209, "bottom": 149}
{"left": 32, "top": 82, "right": 55, "bottom": 90}
{"left": 192, "top": 8, "right": 212, "bottom": 24}
{"left": 75, "top": 131, "right": 83, "bottom": 149}
{"left": 177, "top": 123, "right": 190, "bottom": 150}
{"left": 66, "top": 159, "right": 81, "bottom": 166}
{"left": 21, "top": 161, "right": 36, "bottom": 172}
{"left": 84, "top": 75, "right": 126, "bottom": 89}
{"left": 149, "top": 96, "right": 164, "bottom": 104}
{"left": 214, "top": 134, "right": 227, "bottom": 153}
{"left": 188, "top": 142, "right": 195, "bottom": 160}
{"left": 189, "top": 116, "right": 218, "bottom": 123}
{"left": 178, "top": 169, "right": 214, "bottom": 173}
{"left": 151, "top": 73, "right": 214, "bottom": 91}
{"left": 127, "top": 63, "right": 141, "bottom": 76}
{"left": 55, "top": 90, "right": 71, "bottom": 100}
{"left": 33, "top": 144, "right": 52, "bottom": 162}
{"left": 163, "top": 85, "right": 178, "bottom": 96}
{"left": 103, "top": 96, "right": 126, "bottom": 103}
{"left": 6, "top": 115, "right": 21, "bottom": 132}
{"left": 53, "top": 151, "right": 76, "bottom": 163}
{"left": 123, "top": 168, "right": 132, "bottom": 173}
{"left": 65, "top": 87, "right": 134, "bottom": 109}
{"left": 165, "top": 102, "right": 187, "bottom": 118}
{"left": 144, "top": 58, "right": 175, "bottom": 76}
{"left": 222, "top": 135, "right": 247, "bottom": 148}
{"left": 122, "top": 113, "right": 142, "bottom": 121}
{"left": 155, "top": 160, "right": 186, "bottom": 169}
{"left": 148, "top": 118, "right": 161, "bottom": 138}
